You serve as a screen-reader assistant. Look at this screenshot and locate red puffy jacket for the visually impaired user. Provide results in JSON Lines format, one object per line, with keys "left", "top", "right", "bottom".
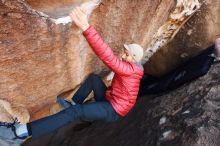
{"left": 83, "top": 26, "right": 144, "bottom": 116}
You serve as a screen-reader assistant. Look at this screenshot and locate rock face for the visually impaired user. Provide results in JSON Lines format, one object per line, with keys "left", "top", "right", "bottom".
{"left": 0, "top": 0, "right": 219, "bottom": 121}
{"left": 145, "top": 0, "right": 220, "bottom": 75}
{"left": 0, "top": 0, "right": 174, "bottom": 121}
{"left": 22, "top": 62, "right": 220, "bottom": 146}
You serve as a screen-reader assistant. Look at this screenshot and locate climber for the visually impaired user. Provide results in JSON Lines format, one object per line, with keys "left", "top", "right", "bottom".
{"left": 1, "top": 7, "right": 220, "bottom": 142}
{"left": 0, "top": 7, "right": 144, "bottom": 140}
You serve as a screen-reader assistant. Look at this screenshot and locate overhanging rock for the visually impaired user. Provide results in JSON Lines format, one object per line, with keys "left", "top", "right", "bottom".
{"left": 0, "top": 0, "right": 219, "bottom": 123}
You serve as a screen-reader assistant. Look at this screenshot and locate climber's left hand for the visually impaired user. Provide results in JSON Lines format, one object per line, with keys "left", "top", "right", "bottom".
{"left": 70, "top": 7, "right": 90, "bottom": 31}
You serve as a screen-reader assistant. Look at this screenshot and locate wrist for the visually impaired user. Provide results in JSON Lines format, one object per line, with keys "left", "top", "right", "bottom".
{"left": 82, "top": 23, "right": 90, "bottom": 31}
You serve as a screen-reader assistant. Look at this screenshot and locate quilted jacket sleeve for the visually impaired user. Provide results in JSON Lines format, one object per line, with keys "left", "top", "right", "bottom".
{"left": 83, "top": 26, "right": 135, "bottom": 75}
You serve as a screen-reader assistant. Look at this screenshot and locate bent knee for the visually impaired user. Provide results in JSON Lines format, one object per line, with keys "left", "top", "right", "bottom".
{"left": 88, "top": 73, "right": 100, "bottom": 80}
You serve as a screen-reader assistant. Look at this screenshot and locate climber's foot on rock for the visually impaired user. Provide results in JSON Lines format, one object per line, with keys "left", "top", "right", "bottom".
{"left": 0, "top": 119, "right": 30, "bottom": 145}
{"left": 57, "top": 96, "right": 76, "bottom": 109}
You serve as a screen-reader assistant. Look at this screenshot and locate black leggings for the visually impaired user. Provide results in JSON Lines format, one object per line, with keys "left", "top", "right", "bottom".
{"left": 138, "top": 45, "right": 215, "bottom": 96}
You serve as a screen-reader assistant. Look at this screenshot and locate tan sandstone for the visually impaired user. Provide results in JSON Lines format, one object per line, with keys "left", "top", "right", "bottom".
{"left": 0, "top": 0, "right": 219, "bottom": 122}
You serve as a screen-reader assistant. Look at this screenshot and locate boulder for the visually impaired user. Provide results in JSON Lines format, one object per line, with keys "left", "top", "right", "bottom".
{"left": 0, "top": 0, "right": 174, "bottom": 121}
{"left": 0, "top": 0, "right": 219, "bottom": 123}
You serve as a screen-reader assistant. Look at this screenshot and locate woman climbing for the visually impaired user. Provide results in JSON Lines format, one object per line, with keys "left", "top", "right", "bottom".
{"left": 0, "top": 7, "right": 144, "bottom": 140}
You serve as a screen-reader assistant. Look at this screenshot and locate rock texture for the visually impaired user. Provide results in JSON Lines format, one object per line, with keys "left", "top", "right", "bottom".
{"left": 0, "top": 0, "right": 175, "bottom": 121}
{"left": 22, "top": 61, "right": 220, "bottom": 146}
{"left": 0, "top": 0, "right": 219, "bottom": 122}
{"left": 145, "top": 0, "right": 220, "bottom": 75}
{"left": 142, "top": 0, "right": 202, "bottom": 64}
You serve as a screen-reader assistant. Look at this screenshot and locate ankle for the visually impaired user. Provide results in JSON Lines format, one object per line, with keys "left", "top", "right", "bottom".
{"left": 70, "top": 100, "right": 76, "bottom": 105}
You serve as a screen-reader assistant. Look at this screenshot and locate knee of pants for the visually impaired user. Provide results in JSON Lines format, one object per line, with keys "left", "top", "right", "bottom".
{"left": 64, "top": 105, "right": 83, "bottom": 121}
{"left": 89, "top": 73, "right": 100, "bottom": 80}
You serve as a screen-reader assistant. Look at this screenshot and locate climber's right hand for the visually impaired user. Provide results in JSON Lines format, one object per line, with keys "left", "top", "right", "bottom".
{"left": 69, "top": 7, "right": 90, "bottom": 31}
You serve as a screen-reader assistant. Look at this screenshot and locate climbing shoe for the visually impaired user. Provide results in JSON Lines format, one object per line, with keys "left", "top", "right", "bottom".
{"left": 57, "top": 96, "right": 76, "bottom": 109}
{"left": 0, "top": 118, "right": 30, "bottom": 146}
